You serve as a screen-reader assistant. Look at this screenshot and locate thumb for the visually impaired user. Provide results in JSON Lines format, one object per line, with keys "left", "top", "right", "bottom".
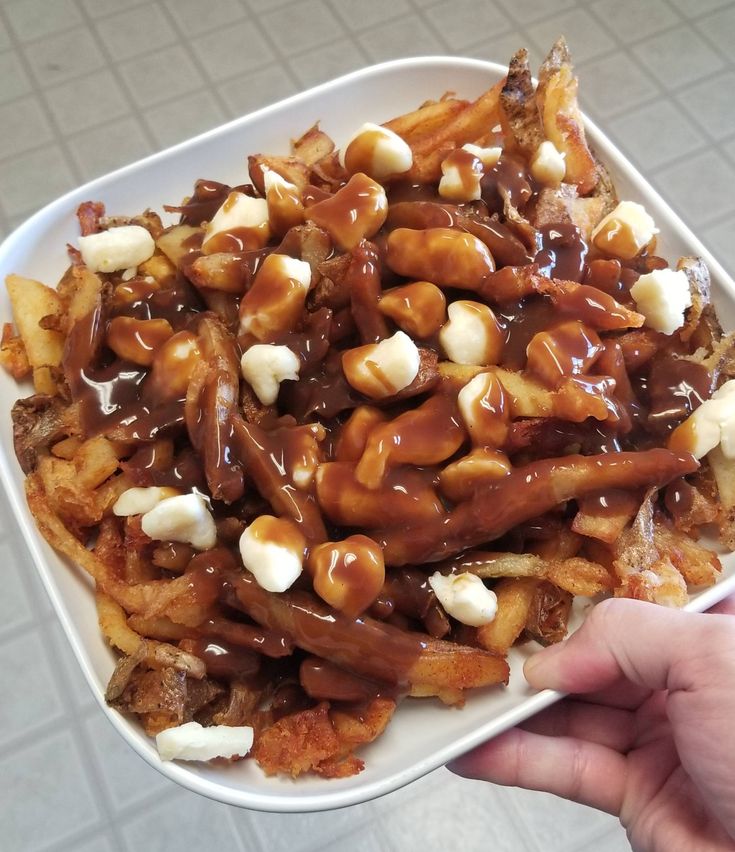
{"left": 523, "top": 597, "right": 723, "bottom": 695}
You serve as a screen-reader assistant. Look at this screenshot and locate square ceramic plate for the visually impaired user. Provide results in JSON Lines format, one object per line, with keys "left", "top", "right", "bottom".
{"left": 1, "top": 57, "right": 735, "bottom": 813}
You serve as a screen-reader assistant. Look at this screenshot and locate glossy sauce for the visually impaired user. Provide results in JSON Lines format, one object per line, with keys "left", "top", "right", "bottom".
{"left": 305, "top": 172, "right": 387, "bottom": 250}
{"left": 378, "top": 281, "right": 447, "bottom": 339}
{"left": 181, "top": 637, "right": 261, "bottom": 680}
{"left": 462, "top": 370, "right": 510, "bottom": 448}
{"left": 535, "top": 223, "right": 588, "bottom": 282}
{"left": 480, "top": 154, "right": 533, "bottom": 214}
{"left": 165, "top": 179, "right": 253, "bottom": 226}
{"left": 526, "top": 320, "right": 603, "bottom": 388}
{"left": 440, "top": 148, "right": 483, "bottom": 200}
{"left": 228, "top": 570, "right": 429, "bottom": 686}
{"left": 203, "top": 224, "right": 271, "bottom": 255}
{"left": 343, "top": 128, "right": 384, "bottom": 177}
{"left": 308, "top": 535, "right": 385, "bottom": 617}
{"left": 299, "top": 656, "right": 383, "bottom": 702}
{"left": 648, "top": 356, "right": 711, "bottom": 433}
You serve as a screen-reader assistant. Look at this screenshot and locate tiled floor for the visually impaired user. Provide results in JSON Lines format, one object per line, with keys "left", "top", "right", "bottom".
{"left": 2, "top": 0, "right": 735, "bottom": 850}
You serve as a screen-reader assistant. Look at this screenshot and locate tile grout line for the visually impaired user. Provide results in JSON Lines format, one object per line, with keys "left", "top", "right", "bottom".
{"left": 668, "top": 0, "right": 735, "bottom": 68}
{"left": 326, "top": 0, "right": 421, "bottom": 37}
{"left": 0, "top": 3, "right": 87, "bottom": 191}
{"left": 154, "top": 0, "right": 235, "bottom": 120}
{"left": 27, "top": 627, "right": 129, "bottom": 852}
{"left": 70, "top": 0, "right": 160, "bottom": 157}
{"left": 404, "top": 0, "right": 465, "bottom": 52}
{"left": 241, "top": 0, "right": 327, "bottom": 91}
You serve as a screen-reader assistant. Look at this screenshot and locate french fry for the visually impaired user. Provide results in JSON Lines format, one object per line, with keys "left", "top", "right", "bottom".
{"left": 0, "top": 322, "right": 30, "bottom": 379}
{"left": 536, "top": 37, "right": 598, "bottom": 194}
{"left": 443, "top": 551, "right": 612, "bottom": 597}
{"left": 477, "top": 578, "right": 540, "bottom": 654}
{"left": 405, "top": 81, "right": 505, "bottom": 183}
{"left": 291, "top": 123, "right": 335, "bottom": 166}
{"left": 156, "top": 224, "right": 203, "bottom": 268}
{"left": 383, "top": 97, "right": 469, "bottom": 142}
{"left": 5, "top": 274, "right": 65, "bottom": 392}
{"left": 572, "top": 490, "right": 641, "bottom": 544}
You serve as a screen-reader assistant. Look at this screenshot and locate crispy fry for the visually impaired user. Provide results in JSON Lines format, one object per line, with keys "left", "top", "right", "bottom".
{"left": 0, "top": 322, "right": 31, "bottom": 379}
{"left": 96, "top": 591, "right": 206, "bottom": 677}
{"left": 500, "top": 48, "right": 543, "bottom": 157}
{"left": 227, "top": 570, "right": 509, "bottom": 692}
{"left": 384, "top": 97, "right": 469, "bottom": 142}
{"left": 444, "top": 551, "right": 612, "bottom": 597}
{"left": 405, "top": 81, "right": 505, "bottom": 183}
{"left": 378, "top": 450, "right": 698, "bottom": 565}
{"left": 537, "top": 37, "right": 598, "bottom": 194}
{"left": 5, "top": 274, "right": 65, "bottom": 390}
{"left": 477, "top": 578, "right": 540, "bottom": 654}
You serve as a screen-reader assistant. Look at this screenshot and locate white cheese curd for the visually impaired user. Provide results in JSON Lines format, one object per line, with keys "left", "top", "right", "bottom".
{"left": 343, "top": 330, "right": 421, "bottom": 398}
{"left": 439, "top": 301, "right": 498, "bottom": 366}
{"left": 240, "top": 344, "right": 300, "bottom": 405}
{"left": 202, "top": 191, "right": 269, "bottom": 250}
{"left": 238, "top": 254, "right": 312, "bottom": 339}
{"left": 461, "top": 143, "right": 502, "bottom": 167}
{"left": 339, "top": 122, "right": 413, "bottom": 179}
{"left": 239, "top": 520, "right": 304, "bottom": 593}
{"left": 141, "top": 492, "right": 217, "bottom": 551}
{"left": 530, "top": 140, "right": 566, "bottom": 186}
{"left": 629, "top": 268, "right": 692, "bottom": 335}
{"left": 591, "top": 200, "right": 659, "bottom": 260}
{"left": 112, "top": 486, "right": 179, "bottom": 517}
{"left": 673, "top": 379, "right": 735, "bottom": 460}
{"left": 428, "top": 572, "right": 498, "bottom": 627}
{"left": 78, "top": 225, "right": 155, "bottom": 274}
{"left": 156, "top": 721, "right": 254, "bottom": 762}
{"left": 437, "top": 160, "right": 482, "bottom": 202}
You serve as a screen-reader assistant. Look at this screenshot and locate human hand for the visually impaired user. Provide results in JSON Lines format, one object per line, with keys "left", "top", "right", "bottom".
{"left": 448, "top": 596, "right": 735, "bottom": 852}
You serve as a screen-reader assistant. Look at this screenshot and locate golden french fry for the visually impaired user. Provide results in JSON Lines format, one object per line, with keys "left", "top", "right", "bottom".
{"left": 383, "top": 98, "right": 469, "bottom": 142}
{"left": 5, "top": 274, "right": 65, "bottom": 372}
{"left": 156, "top": 224, "right": 203, "bottom": 268}
{"left": 476, "top": 578, "right": 540, "bottom": 655}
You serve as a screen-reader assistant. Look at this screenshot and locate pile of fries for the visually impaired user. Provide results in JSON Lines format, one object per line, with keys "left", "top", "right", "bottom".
{"left": 3, "top": 38, "right": 733, "bottom": 779}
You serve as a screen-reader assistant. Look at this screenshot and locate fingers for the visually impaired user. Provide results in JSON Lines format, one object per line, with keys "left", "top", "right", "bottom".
{"left": 577, "top": 676, "right": 651, "bottom": 711}
{"left": 520, "top": 699, "right": 636, "bottom": 752}
{"left": 522, "top": 598, "right": 715, "bottom": 696}
{"left": 708, "top": 593, "right": 735, "bottom": 617}
{"left": 448, "top": 727, "right": 626, "bottom": 815}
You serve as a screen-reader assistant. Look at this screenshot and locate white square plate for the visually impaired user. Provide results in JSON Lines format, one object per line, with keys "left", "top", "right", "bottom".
{"left": 1, "top": 57, "right": 734, "bottom": 813}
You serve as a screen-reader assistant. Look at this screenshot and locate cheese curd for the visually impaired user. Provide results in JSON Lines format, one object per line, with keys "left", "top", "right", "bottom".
{"left": 239, "top": 515, "right": 306, "bottom": 593}
{"left": 669, "top": 379, "right": 735, "bottom": 460}
{"left": 202, "top": 191, "right": 270, "bottom": 252}
{"left": 141, "top": 492, "right": 217, "bottom": 551}
{"left": 591, "top": 201, "right": 658, "bottom": 260}
{"left": 341, "top": 330, "right": 420, "bottom": 399}
{"left": 340, "top": 122, "right": 413, "bottom": 180}
{"left": 156, "top": 721, "right": 254, "bottom": 762}
{"left": 439, "top": 300, "right": 503, "bottom": 366}
{"left": 78, "top": 225, "right": 155, "bottom": 274}
{"left": 629, "top": 268, "right": 692, "bottom": 335}
{"left": 239, "top": 254, "right": 312, "bottom": 340}
{"left": 461, "top": 143, "right": 502, "bottom": 167}
{"left": 438, "top": 150, "right": 483, "bottom": 202}
{"left": 113, "top": 486, "right": 179, "bottom": 517}
{"left": 428, "top": 572, "right": 498, "bottom": 627}
{"left": 240, "top": 344, "right": 300, "bottom": 405}
{"left": 530, "top": 140, "right": 566, "bottom": 186}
